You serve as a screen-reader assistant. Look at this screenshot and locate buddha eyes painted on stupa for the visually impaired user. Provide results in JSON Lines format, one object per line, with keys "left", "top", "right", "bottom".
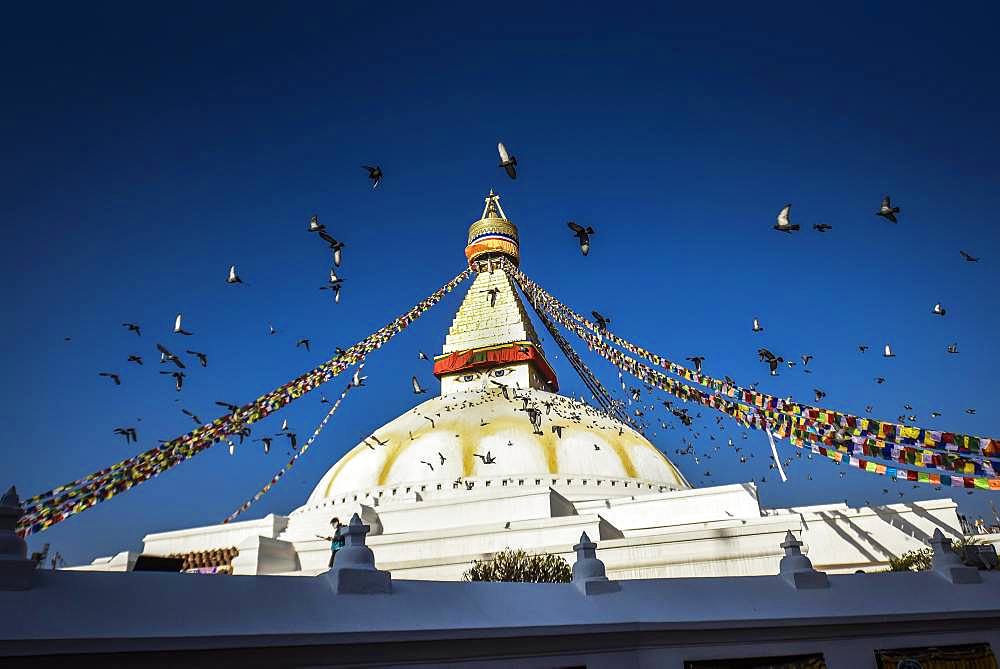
{"left": 460, "top": 373, "right": 479, "bottom": 382}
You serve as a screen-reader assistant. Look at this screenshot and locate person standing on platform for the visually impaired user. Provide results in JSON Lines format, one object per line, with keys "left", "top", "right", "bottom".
{"left": 319, "top": 517, "right": 345, "bottom": 567}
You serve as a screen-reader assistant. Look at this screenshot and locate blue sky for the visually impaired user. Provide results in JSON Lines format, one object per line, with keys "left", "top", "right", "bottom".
{"left": 2, "top": 4, "right": 999, "bottom": 563}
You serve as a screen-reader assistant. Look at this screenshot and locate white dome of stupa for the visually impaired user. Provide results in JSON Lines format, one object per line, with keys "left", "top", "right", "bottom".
{"left": 306, "top": 386, "right": 689, "bottom": 504}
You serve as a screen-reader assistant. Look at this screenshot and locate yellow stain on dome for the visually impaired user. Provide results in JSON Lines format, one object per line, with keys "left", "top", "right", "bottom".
{"left": 606, "top": 437, "right": 638, "bottom": 479}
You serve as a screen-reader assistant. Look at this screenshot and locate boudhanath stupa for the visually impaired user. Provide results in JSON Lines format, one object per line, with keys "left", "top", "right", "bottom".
{"left": 71, "top": 192, "right": 963, "bottom": 578}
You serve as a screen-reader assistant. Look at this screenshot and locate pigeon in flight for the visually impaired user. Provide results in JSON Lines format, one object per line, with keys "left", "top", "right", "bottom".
{"left": 752, "top": 318, "right": 764, "bottom": 333}
{"left": 127, "top": 355, "right": 143, "bottom": 365}
{"left": 186, "top": 350, "right": 208, "bottom": 367}
{"left": 438, "top": 452, "right": 446, "bottom": 465}
{"left": 567, "top": 222, "right": 595, "bottom": 256}
{"left": 883, "top": 344, "right": 896, "bottom": 358}
{"left": 226, "top": 265, "right": 243, "bottom": 284}
{"left": 874, "top": 377, "right": 886, "bottom": 384}
{"left": 296, "top": 339, "right": 311, "bottom": 352}
{"left": 473, "top": 451, "right": 496, "bottom": 464}
{"left": 284, "top": 432, "right": 298, "bottom": 450}
{"left": 960, "top": 250, "right": 979, "bottom": 262}
{"left": 876, "top": 196, "right": 900, "bottom": 223}
{"left": 308, "top": 214, "right": 325, "bottom": 233}
{"left": 318, "top": 231, "right": 345, "bottom": 267}
{"left": 418, "top": 351, "right": 429, "bottom": 360}
{"left": 774, "top": 204, "right": 799, "bottom": 232}
{"left": 930, "top": 411, "right": 942, "bottom": 418}
{"left": 268, "top": 323, "right": 278, "bottom": 336}
{"left": 946, "top": 343, "right": 959, "bottom": 354}
{"left": 215, "top": 400, "right": 239, "bottom": 413}
{"left": 966, "top": 408, "right": 977, "bottom": 415}
{"left": 812, "top": 223, "right": 833, "bottom": 232}
{"left": 757, "top": 348, "right": 783, "bottom": 375}
{"left": 113, "top": 427, "right": 138, "bottom": 444}
{"left": 497, "top": 142, "right": 517, "bottom": 179}
{"left": 181, "top": 408, "right": 202, "bottom": 425}
{"left": 160, "top": 370, "right": 185, "bottom": 391}
{"left": 591, "top": 311, "right": 611, "bottom": 330}
{"left": 173, "top": 314, "right": 193, "bottom": 336}
{"left": 351, "top": 369, "right": 367, "bottom": 388}
{"left": 98, "top": 372, "right": 121, "bottom": 385}
{"left": 411, "top": 376, "right": 427, "bottom": 394}
{"left": 122, "top": 322, "right": 141, "bottom": 336}
{"left": 254, "top": 437, "right": 272, "bottom": 454}
{"left": 801, "top": 354, "right": 813, "bottom": 366}
{"left": 686, "top": 356, "right": 705, "bottom": 374}
{"left": 813, "top": 389, "right": 827, "bottom": 402}
{"left": 156, "top": 343, "right": 186, "bottom": 369}
{"left": 362, "top": 165, "right": 383, "bottom": 189}
{"left": 420, "top": 460, "right": 434, "bottom": 471}
{"left": 858, "top": 345, "right": 869, "bottom": 353}
{"left": 483, "top": 287, "right": 500, "bottom": 307}
{"left": 932, "top": 303, "right": 946, "bottom": 316}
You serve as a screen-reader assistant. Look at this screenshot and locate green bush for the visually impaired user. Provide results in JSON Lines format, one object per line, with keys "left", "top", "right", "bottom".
{"left": 463, "top": 548, "right": 572, "bottom": 583}
{"left": 887, "top": 536, "right": 987, "bottom": 572}
{"left": 887, "top": 547, "right": 933, "bottom": 572}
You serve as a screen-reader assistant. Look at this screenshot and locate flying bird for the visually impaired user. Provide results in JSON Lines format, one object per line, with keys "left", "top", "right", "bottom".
{"left": 876, "top": 195, "right": 900, "bottom": 223}
{"left": 752, "top": 318, "right": 764, "bottom": 333}
{"left": 254, "top": 437, "right": 272, "bottom": 454}
{"left": 801, "top": 354, "right": 813, "bottom": 366}
{"left": 874, "top": 377, "right": 886, "bottom": 384}
{"left": 883, "top": 344, "right": 895, "bottom": 358}
{"left": 497, "top": 142, "right": 517, "bottom": 179}
{"left": 411, "top": 376, "right": 427, "bottom": 394}
{"left": 812, "top": 223, "right": 833, "bottom": 232}
{"left": 284, "top": 432, "right": 298, "bottom": 449}
{"left": 686, "top": 356, "right": 704, "bottom": 374}
{"left": 959, "top": 250, "right": 979, "bottom": 262}
{"left": 113, "top": 427, "right": 138, "bottom": 444}
{"left": 160, "top": 371, "right": 185, "bottom": 391}
{"left": 317, "top": 231, "right": 345, "bottom": 267}
{"left": 814, "top": 389, "right": 827, "bottom": 402}
{"left": 296, "top": 339, "right": 311, "bottom": 352}
{"left": 946, "top": 343, "right": 959, "bottom": 354}
{"left": 98, "top": 372, "right": 121, "bottom": 385}
{"left": 173, "top": 314, "right": 193, "bottom": 336}
{"left": 268, "top": 323, "right": 277, "bottom": 336}
{"left": 122, "top": 322, "right": 141, "bottom": 336}
{"left": 858, "top": 345, "right": 869, "bottom": 353}
{"left": 215, "top": 400, "right": 239, "bottom": 413}
{"left": 226, "top": 264, "right": 243, "bottom": 284}
{"left": 186, "top": 350, "right": 208, "bottom": 367}
{"left": 932, "top": 303, "right": 946, "bottom": 316}
{"left": 127, "top": 355, "right": 143, "bottom": 365}
{"left": 362, "top": 165, "right": 383, "bottom": 189}
{"left": 420, "top": 460, "right": 434, "bottom": 471}
{"left": 483, "top": 287, "right": 500, "bottom": 307}
{"left": 966, "top": 408, "right": 977, "bottom": 415}
{"left": 774, "top": 204, "right": 799, "bottom": 232}
{"left": 156, "top": 343, "right": 186, "bottom": 368}
{"left": 567, "top": 222, "right": 595, "bottom": 256}
{"left": 438, "top": 452, "right": 446, "bottom": 465}
{"left": 308, "top": 214, "right": 325, "bottom": 233}
{"left": 351, "top": 369, "right": 367, "bottom": 387}
{"left": 418, "top": 351, "right": 429, "bottom": 360}
{"left": 181, "top": 408, "right": 202, "bottom": 425}
{"left": 591, "top": 311, "right": 611, "bottom": 330}
{"left": 473, "top": 451, "right": 496, "bottom": 464}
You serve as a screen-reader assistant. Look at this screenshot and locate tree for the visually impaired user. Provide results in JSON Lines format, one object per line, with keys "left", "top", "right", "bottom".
{"left": 887, "top": 536, "right": 989, "bottom": 572}
{"left": 463, "top": 548, "right": 572, "bottom": 583}
{"left": 887, "top": 547, "right": 933, "bottom": 572}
